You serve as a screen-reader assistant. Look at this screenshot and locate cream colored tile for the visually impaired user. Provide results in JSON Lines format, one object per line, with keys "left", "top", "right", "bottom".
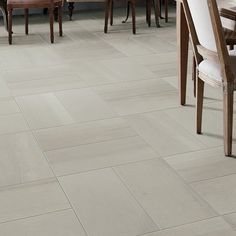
{"left": 93, "top": 79, "right": 176, "bottom": 100}
{"left": 0, "top": 179, "right": 70, "bottom": 223}
{"left": 0, "top": 98, "right": 20, "bottom": 115}
{"left": 125, "top": 111, "right": 206, "bottom": 156}
{"left": 16, "top": 93, "right": 74, "bottom": 129}
{"left": 224, "top": 213, "right": 236, "bottom": 230}
{"left": 142, "top": 217, "right": 236, "bottom": 236}
{"left": 0, "top": 113, "right": 29, "bottom": 135}
{"left": 34, "top": 118, "right": 137, "bottom": 151}
{"left": 0, "top": 209, "right": 86, "bottom": 236}
{"left": 59, "top": 168, "right": 158, "bottom": 236}
{"left": 46, "top": 136, "right": 159, "bottom": 176}
{"left": 55, "top": 88, "right": 116, "bottom": 123}
{"left": 8, "top": 75, "right": 87, "bottom": 96}
{"left": 0, "top": 79, "right": 11, "bottom": 98}
{"left": 165, "top": 147, "right": 236, "bottom": 183}
{"left": 115, "top": 159, "right": 216, "bottom": 228}
{"left": 0, "top": 132, "right": 53, "bottom": 187}
{"left": 191, "top": 174, "right": 236, "bottom": 214}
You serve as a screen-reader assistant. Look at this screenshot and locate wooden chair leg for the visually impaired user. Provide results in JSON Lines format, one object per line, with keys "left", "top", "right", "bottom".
{"left": 8, "top": 8, "right": 13, "bottom": 44}
{"left": 110, "top": 0, "right": 113, "bottom": 26}
{"left": 196, "top": 77, "right": 204, "bottom": 134}
{"left": 223, "top": 90, "right": 234, "bottom": 156}
{"left": 104, "top": 0, "right": 110, "bottom": 33}
{"left": 131, "top": 0, "right": 136, "bottom": 34}
{"left": 146, "top": 0, "right": 151, "bottom": 27}
{"left": 68, "top": 2, "right": 74, "bottom": 21}
{"left": 49, "top": 7, "right": 54, "bottom": 43}
{"left": 25, "top": 9, "right": 29, "bottom": 35}
{"left": 58, "top": 5, "right": 62, "bottom": 36}
{"left": 153, "top": 0, "right": 160, "bottom": 27}
{"left": 192, "top": 55, "right": 196, "bottom": 97}
{"left": 165, "top": 0, "right": 168, "bottom": 22}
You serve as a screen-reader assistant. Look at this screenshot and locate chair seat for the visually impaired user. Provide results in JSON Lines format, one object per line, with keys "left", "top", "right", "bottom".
{"left": 7, "top": 0, "right": 62, "bottom": 8}
{"left": 198, "top": 50, "right": 236, "bottom": 86}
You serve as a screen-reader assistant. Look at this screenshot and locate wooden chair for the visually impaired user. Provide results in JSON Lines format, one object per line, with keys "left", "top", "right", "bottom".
{"left": 7, "top": 0, "right": 63, "bottom": 44}
{"left": 183, "top": 0, "right": 236, "bottom": 156}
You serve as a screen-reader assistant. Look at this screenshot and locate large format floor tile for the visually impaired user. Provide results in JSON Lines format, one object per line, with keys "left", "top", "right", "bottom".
{"left": 0, "top": 132, "right": 53, "bottom": 187}
{"left": 55, "top": 88, "right": 117, "bottom": 123}
{"left": 0, "top": 209, "right": 86, "bottom": 236}
{"left": 142, "top": 217, "right": 236, "bottom": 236}
{"left": 59, "top": 168, "right": 158, "bottom": 236}
{"left": 191, "top": 174, "right": 236, "bottom": 215}
{"left": 16, "top": 93, "right": 74, "bottom": 129}
{"left": 224, "top": 213, "right": 236, "bottom": 230}
{"left": 0, "top": 179, "right": 70, "bottom": 223}
{"left": 165, "top": 147, "right": 236, "bottom": 183}
{"left": 0, "top": 98, "right": 20, "bottom": 115}
{"left": 125, "top": 111, "right": 206, "bottom": 156}
{"left": 34, "top": 118, "right": 137, "bottom": 151}
{"left": 46, "top": 136, "right": 159, "bottom": 176}
{"left": 115, "top": 159, "right": 216, "bottom": 229}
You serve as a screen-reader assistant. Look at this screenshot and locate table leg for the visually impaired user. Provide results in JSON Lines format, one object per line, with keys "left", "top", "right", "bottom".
{"left": 177, "top": 1, "right": 189, "bottom": 105}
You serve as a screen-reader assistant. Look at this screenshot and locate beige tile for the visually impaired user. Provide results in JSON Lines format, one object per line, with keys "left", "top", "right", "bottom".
{"left": 0, "top": 209, "right": 86, "bottom": 236}
{"left": 0, "top": 113, "right": 29, "bottom": 135}
{"left": 191, "top": 174, "right": 236, "bottom": 215}
{"left": 16, "top": 93, "right": 74, "bottom": 129}
{"left": 55, "top": 88, "right": 116, "bottom": 123}
{"left": 93, "top": 79, "right": 176, "bottom": 100}
{"left": 46, "top": 136, "right": 159, "bottom": 176}
{"left": 115, "top": 159, "right": 216, "bottom": 228}
{"left": 8, "top": 75, "right": 87, "bottom": 96}
{"left": 0, "top": 179, "right": 70, "bottom": 223}
{"left": 224, "top": 213, "right": 236, "bottom": 230}
{"left": 34, "top": 118, "right": 137, "bottom": 151}
{"left": 0, "top": 79, "right": 11, "bottom": 98}
{"left": 165, "top": 147, "right": 236, "bottom": 183}
{"left": 125, "top": 111, "right": 206, "bottom": 156}
{"left": 0, "top": 132, "right": 53, "bottom": 187}
{"left": 59, "top": 168, "right": 158, "bottom": 236}
{"left": 142, "top": 217, "right": 236, "bottom": 236}
{"left": 0, "top": 98, "right": 20, "bottom": 115}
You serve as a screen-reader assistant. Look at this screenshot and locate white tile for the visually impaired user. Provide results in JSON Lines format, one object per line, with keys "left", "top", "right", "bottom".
{"left": 0, "top": 113, "right": 29, "bottom": 135}
{"left": 59, "top": 168, "right": 158, "bottom": 236}
{"left": 224, "top": 213, "right": 236, "bottom": 230}
{"left": 115, "top": 159, "right": 216, "bottom": 228}
{"left": 165, "top": 147, "right": 236, "bottom": 183}
{"left": 34, "top": 118, "right": 137, "bottom": 151}
{"left": 0, "top": 209, "right": 86, "bottom": 236}
{"left": 142, "top": 217, "right": 236, "bottom": 236}
{"left": 0, "top": 98, "right": 20, "bottom": 115}
{"left": 55, "top": 88, "right": 116, "bottom": 122}
{"left": 191, "top": 174, "right": 236, "bottom": 215}
{"left": 0, "top": 132, "right": 53, "bottom": 187}
{"left": 125, "top": 111, "right": 206, "bottom": 156}
{"left": 46, "top": 136, "right": 159, "bottom": 176}
{"left": 16, "top": 93, "right": 74, "bottom": 129}
{"left": 0, "top": 179, "right": 70, "bottom": 223}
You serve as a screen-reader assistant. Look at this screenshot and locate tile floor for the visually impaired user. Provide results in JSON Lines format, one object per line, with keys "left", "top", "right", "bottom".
{"left": 0, "top": 6, "right": 236, "bottom": 236}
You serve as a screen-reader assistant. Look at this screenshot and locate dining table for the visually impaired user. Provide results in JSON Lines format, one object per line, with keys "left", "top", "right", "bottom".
{"left": 177, "top": 0, "right": 236, "bottom": 105}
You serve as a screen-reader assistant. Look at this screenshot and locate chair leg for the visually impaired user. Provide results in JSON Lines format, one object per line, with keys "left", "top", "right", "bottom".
{"left": 68, "top": 2, "right": 74, "bottom": 21}
{"left": 223, "top": 90, "right": 234, "bottom": 156}
{"left": 58, "top": 5, "right": 63, "bottom": 36}
{"left": 131, "top": 0, "right": 136, "bottom": 34}
{"left": 49, "top": 7, "right": 54, "bottom": 43}
{"left": 192, "top": 56, "right": 196, "bottom": 97}
{"left": 122, "top": 1, "right": 130, "bottom": 23}
{"left": 146, "top": 0, "right": 151, "bottom": 27}
{"left": 104, "top": 0, "right": 110, "bottom": 33}
{"left": 25, "top": 9, "right": 29, "bottom": 35}
{"left": 196, "top": 77, "right": 204, "bottom": 134}
{"left": 165, "top": 0, "right": 168, "bottom": 22}
{"left": 8, "top": 8, "right": 13, "bottom": 44}
{"left": 153, "top": 0, "right": 160, "bottom": 27}
{"left": 110, "top": 0, "right": 113, "bottom": 26}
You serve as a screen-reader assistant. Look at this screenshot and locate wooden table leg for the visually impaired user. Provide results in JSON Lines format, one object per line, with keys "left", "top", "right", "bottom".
{"left": 177, "top": 0, "right": 189, "bottom": 105}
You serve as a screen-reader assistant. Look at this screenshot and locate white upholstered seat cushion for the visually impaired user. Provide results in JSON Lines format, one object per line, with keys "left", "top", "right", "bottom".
{"left": 198, "top": 50, "right": 236, "bottom": 83}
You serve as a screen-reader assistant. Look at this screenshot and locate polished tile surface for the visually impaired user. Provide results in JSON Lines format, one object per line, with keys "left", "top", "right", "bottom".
{"left": 0, "top": 6, "right": 236, "bottom": 235}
